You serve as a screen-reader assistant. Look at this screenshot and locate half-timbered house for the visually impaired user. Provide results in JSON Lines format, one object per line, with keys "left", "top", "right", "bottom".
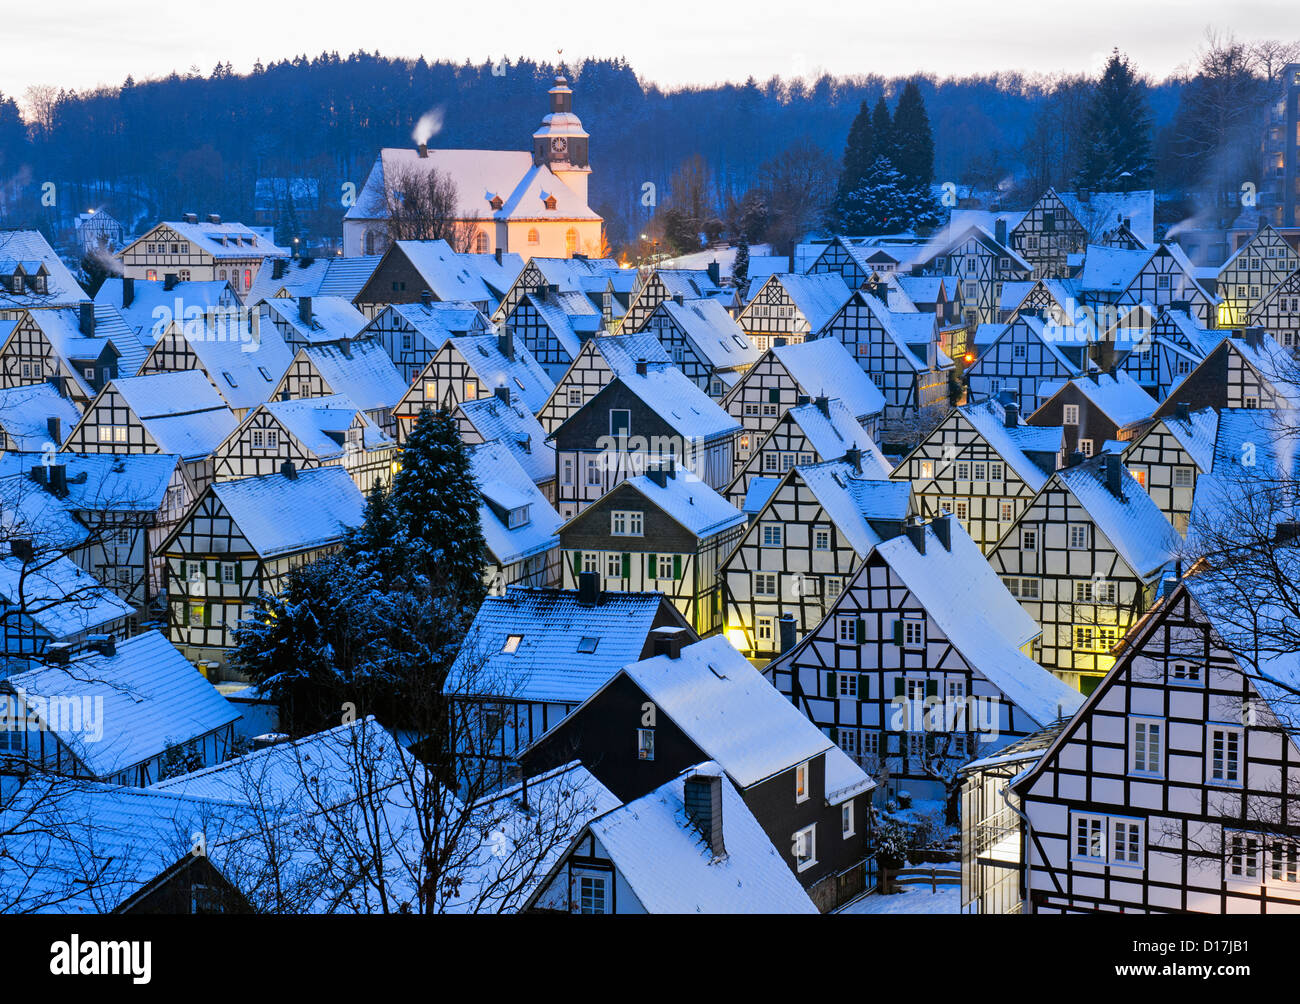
{"left": 720, "top": 456, "right": 912, "bottom": 659}
{"left": 813, "top": 289, "right": 952, "bottom": 421}
{"left": 455, "top": 391, "right": 556, "bottom": 501}
{"left": 558, "top": 460, "right": 746, "bottom": 635}
{"left": 737, "top": 273, "right": 851, "bottom": 351}
{"left": 390, "top": 330, "right": 554, "bottom": 441}
{"left": 257, "top": 295, "right": 368, "bottom": 352}
{"left": 1247, "top": 266, "right": 1300, "bottom": 350}
{"left": 271, "top": 339, "right": 408, "bottom": 437}
{"left": 764, "top": 514, "right": 1083, "bottom": 801}
{"left": 95, "top": 276, "right": 239, "bottom": 345}
{"left": 350, "top": 240, "right": 522, "bottom": 318}
{"left": 550, "top": 360, "right": 739, "bottom": 518}
{"left": 1114, "top": 305, "right": 1218, "bottom": 400}
{"left": 1086, "top": 241, "right": 1217, "bottom": 326}
{"left": 500, "top": 286, "right": 605, "bottom": 381}
{"left": 245, "top": 253, "right": 382, "bottom": 309}
{"left": 0, "top": 230, "right": 88, "bottom": 318}
{"left": 357, "top": 297, "right": 489, "bottom": 383}
{"left": 1152, "top": 328, "right": 1300, "bottom": 419}
{"left": 805, "top": 236, "right": 908, "bottom": 289}
{"left": 117, "top": 217, "right": 288, "bottom": 299}
{"left": 1216, "top": 224, "right": 1299, "bottom": 326}
{"left": 492, "top": 255, "right": 629, "bottom": 327}
{"left": 725, "top": 395, "right": 891, "bottom": 507}
{"left": 1030, "top": 370, "right": 1156, "bottom": 458}
{"left": 1121, "top": 404, "right": 1218, "bottom": 535}
{"left": 534, "top": 332, "right": 671, "bottom": 435}
{"left": 912, "top": 223, "right": 1033, "bottom": 326}
{"left": 890, "top": 396, "right": 1064, "bottom": 553}
{"left": 61, "top": 371, "right": 238, "bottom": 493}
{"left": 639, "top": 296, "right": 758, "bottom": 397}
{"left": 521, "top": 634, "right": 876, "bottom": 911}
{"left": 161, "top": 464, "right": 365, "bottom": 669}
{"left": 986, "top": 453, "right": 1180, "bottom": 692}
{"left": 211, "top": 394, "right": 398, "bottom": 493}
{"left": 720, "top": 337, "right": 886, "bottom": 476}
{"left": 616, "top": 267, "right": 727, "bottom": 335}
{"left": 965, "top": 312, "right": 1090, "bottom": 414}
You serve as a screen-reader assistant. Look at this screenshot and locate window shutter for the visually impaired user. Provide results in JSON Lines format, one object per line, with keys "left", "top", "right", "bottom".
{"left": 768, "top": 388, "right": 780, "bottom": 404}
{"left": 926, "top": 679, "right": 938, "bottom": 698}
{"left": 855, "top": 618, "right": 866, "bottom": 644}
{"left": 647, "top": 552, "right": 657, "bottom": 578}
{"left": 179, "top": 559, "right": 187, "bottom": 581}
{"left": 621, "top": 552, "right": 631, "bottom": 578}
{"left": 894, "top": 677, "right": 905, "bottom": 697}
{"left": 673, "top": 554, "right": 682, "bottom": 580}
{"left": 826, "top": 671, "right": 837, "bottom": 695}
{"left": 234, "top": 562, "right": 242, "bottom": 585}
{"left": 571, "top": 550, "right": 582, "bottom": 576}
{"left": 828, "top": 726, "right": 838, "bottom": 743}
{"left": 203, "top": 602, "right": 212, "bottom": 628}
{"left": 892, "top": 619, "right": 904, "bottom": 645}
{"left": 858, "top": 673, "right": 870, "bottom": 697}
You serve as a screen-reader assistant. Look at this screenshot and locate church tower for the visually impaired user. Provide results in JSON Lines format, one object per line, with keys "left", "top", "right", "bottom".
{"left": 532, "top": 72, "right": 591, "bottom": 205}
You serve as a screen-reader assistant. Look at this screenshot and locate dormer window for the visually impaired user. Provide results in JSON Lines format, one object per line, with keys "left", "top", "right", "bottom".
{"left": 488, "top": 195, "right": 503, "bottom": 211}
{"left": 543, "top": 195, "right": 557, "bottom": 211}
{"left": 10, "top": 275, "right": 22, "bottom": 294}
{"left": 506, "top": 504, "right": 531, "bottom": 529}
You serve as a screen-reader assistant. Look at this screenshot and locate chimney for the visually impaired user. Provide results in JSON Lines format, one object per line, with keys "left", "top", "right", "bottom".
{"left": 49, "top": 463, "right": 67, "bottom": 495}
{"left": 778, "top": 612, "right": 797, "bottom": 653}
{"left": 417, "top": 142, "right": 429, "bottom": 158}
{"left": 9, "top": 538, "right": 34, "bottom": 561}
{"left": 281, "top": 461, "right": 298, "bottom": 480}
{"left": 815, "top": 395, "right": 830, "bottom": 417}
{"left": 183, "top": 213, "right": 198, "bottom": 224}
{"left": 773, "top": 337, "right": 787, "bottom": 348}
{"left": 650, "top": 626, "right": 689, "bottom": 659}
{"left": 635, "top": 358, "right": 648, "bottom": 375}
{"left": 29, "top": 465, "right": 47, "bottom": 486}
{"left": 299, "top": 295, "right": 313, "bottom": 327}
{"left": 683, "top": 771, "right": 726, "bottom": 858}
{"left": 647, "top": 464, "right": 668, "bottom": 488}
{"left": 121, "top": 276, "right": 135, "bottom": 308}
{"left": 933, "top": 512, "right": 952, "bottom": 551}
{"left": 272, "top": 259, "right": 287, "bottom": 280}
{"left": 1104, "top": 453, "right": 1123, "bottom": 498}
{"left": 910, "top": 264, "right": 923, "bottom": 277}
{"left": 421, "top": 288, "right": 432, "bottom": 307}
{"left": 498, "top": 328, "right": 514, "bottom": 360}
{"left": 1174, "top": 401, "right": 1190, "bottom": 423}
{"left": 671, "top": 293, "right": 684, "bottom": 306}
{"left": 495, "top": 384, "right": 511, "bottom": 405}
{"left": 1244, "top": 327, "right": 1265, "bottom": 349}
{"left": 706, "top": 261, "right": 721, "bottom": 287}
{"left": 78, "top": 300, "right": 95, "bottom": 336}
{"left": 1068, "top": 450, "right": 1086, "bottom": 467}
{"left": 207, "top": 213, "right": 221, "bottom": 224}
{"left": 845, "top": 447, "right": 862, "bottom": 473}
{"left": 89, "top": 634, "right": 116, "bottom": 658}
{"left": 44, "top": 642, "right": 73, "bottom": 665}
{"left": 995, "top": 219, "right": 1008, "bottom": 246}
{"left": 338, "top": 338, "right": 352, "bottom": 359}
{"left": 46, "top": 416, "right": 61, "bottom": 445}
{"left": 1003, "top": 402, "right": 1019, "bottom": 428}
{"left": 577, "top": 570, "right": 600, "bottom": 606}
{"left": 164, "top": 272, "right": 179, "bottom": 291}
{"left": 905, "top": 521, "right": 926, "bottom": 554}
{"left": 795, "top": 394, "right": 810, "bottom": 406}
{"left": 495, "top": 248, "right": 503, "bottom": 265}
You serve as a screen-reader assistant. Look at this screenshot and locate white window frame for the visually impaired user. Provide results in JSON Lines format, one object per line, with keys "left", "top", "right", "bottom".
{"left": 1128, "top": 716, "right": 1164, "bottom": 777}
{"left": 841, "top": 802, "right": 855, "bottom": 839}
{"left": 610, "top": 510, "right": 644, "bottom": 537}
{"left": 793, "top": 823, "right": 817, "bottom": 871}
{"left": 794, "top": 761, "right": 810, "bottom": 803}
{"left": 1208, "top": 724, "right": 1243, "bottom": 786}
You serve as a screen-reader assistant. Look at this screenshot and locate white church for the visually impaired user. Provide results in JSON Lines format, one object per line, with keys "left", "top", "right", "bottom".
{"left": 343, "top": 74, "right": 604, "bottom": 259}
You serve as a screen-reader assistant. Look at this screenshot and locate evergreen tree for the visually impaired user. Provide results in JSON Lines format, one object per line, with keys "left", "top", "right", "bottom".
{"left": 1074, "top": 49, "right": 1153, "bottom": 192}
{"left": 839, "top": 156, "right": 909, "bottom": 234}
{"left": 891, "top": 81, "right": 935, "bottom": 192}
{"left": 834, "top": 100, "right": 874, "bottom": 228}
{"left": 733, "top": 237, "right": 750, "bottom": 297}
{"left": 868, "top": 96, "right": 895, "bottom": 163}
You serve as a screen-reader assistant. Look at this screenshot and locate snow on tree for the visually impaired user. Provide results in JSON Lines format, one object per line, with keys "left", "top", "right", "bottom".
{"left": 1073, "top": 49, "right": 1153, "bottom": 192}
{"left": 839, "top": 155, "right": 909, "bottom": 235}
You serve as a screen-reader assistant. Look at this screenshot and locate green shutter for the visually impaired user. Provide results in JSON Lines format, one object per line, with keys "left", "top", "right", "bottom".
{"left": 571, "top": 550, "right": 582, "bottom": 576}
{"left": 826, "top": 671, "right": 836, "bottom": 695}
{"left": 179, "top": 559, "right": 187, "bottom": 581}
{"left": 673, "top": 554, "right": 682, "bottom": 580}
{"left": 894, "top": 677, "right": 905, "bottom": 697}
{"left": 926, "top": 679, "right": 938, "bottom": 698}
{"left": 828, "top": 726, "right": 839, "bottom": 743}
{"left": 234, "top": 561, "right": 242, "bottom": 585}
{"left": 858, "top": 673, "right": 870, "bottom": 697}
{"left": 647, "top": 552, "right": 657, "bottom": 579}
{"left": 203, "top": 602, "right": 212, "bottom": 628}
{"left": 892, "top": 619, "right": 904, "bottom": 645}
{"left": 621, "top": 552, "right": 631, "bottom": 578}
{"left": 855, "top": 618, "right": 866, "bottom": 644}
{"left": 768, "top": 388, "right": 780, "bottom": 404}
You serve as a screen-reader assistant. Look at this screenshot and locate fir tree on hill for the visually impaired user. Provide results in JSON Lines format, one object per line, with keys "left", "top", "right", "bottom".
{"left": 834, "top": 100, "right": 875, "bottom": 228}
{"left": 1074, "top": 49, "right": 1153, "bottom": 192}
{"left": 840, "top": 156, "right": 910, "bottom": 234}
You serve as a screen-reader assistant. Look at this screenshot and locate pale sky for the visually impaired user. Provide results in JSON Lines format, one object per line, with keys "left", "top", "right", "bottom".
{"left": 4, "top": 0, "right": 1299, "bottom": 109}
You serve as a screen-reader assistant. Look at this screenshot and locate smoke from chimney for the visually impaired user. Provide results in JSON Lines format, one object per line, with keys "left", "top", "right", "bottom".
{"left": 412, "top": 107, "right": 445, "bottom": 148}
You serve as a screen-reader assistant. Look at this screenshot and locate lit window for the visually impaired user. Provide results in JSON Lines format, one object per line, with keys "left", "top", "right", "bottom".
{"left": 795, "top": 762, "right": 809, "bottom": 803}
{"left": 502, "top": 634, "right": 523, "bottom": 653}
{"left": 637, "top": 728, "right": 655, "bottom": 760}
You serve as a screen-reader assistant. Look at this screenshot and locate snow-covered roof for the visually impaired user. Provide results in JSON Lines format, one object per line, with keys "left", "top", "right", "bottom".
{"left": 578, "top": 763, "right": 818, "bottom": 913}
{"left": 0, "top": 553, "right": 133, "bottom": 640}
{"left": 617, "top": 468, "right": 746, "bottom": 538}
{"left": 391, "top": 240, "right": 523, "bottom": 308}
{"left": 447, "top": 587, "right": 686, "bottom": 705}
{"left": 621, "top": 637, "right": 871, "bottom": 792}
{"left": 261, "top": 295, "right": 368, "bottom": 345}
{"left": 246, "top": 255, "right": 383, "bottom": 306}
{"left": 773, "top": 338, "right": 887, "bottom": 417}
{"left": 1036, "top": 370, "right": 1156, "bottom": 429}
{"left": 378, "top": 299, "right": 490, "bottom": 341}
{"left": 0, "top": 451, "right": 180, "bottom": 512}
{"left": 658, "top": 297, "right": 758, "bottom": 371}
{"left": 22, "top": 303, "right": 150, "bottom": 389}
{"left": 1078, "top": 244, "right": 1151, "bottom": 292}
{"left": 3, "top": 630, "right": 239, "bottom": 778}
{"left": 0, "top": 382, "right": 82, "bottom": 451}
{"left": 148, "top": 219, "right": 288, "bottom": 260}
{"left": 871, "top": 521, "right": 1082, "bottom": 727}
{"left": 254, "top": 394, "right": 392, "bottom": 459}
{"left": 96, "top": 277, "right": 237, "bottom": 343}
{"left": 594, "top": 331, "right": 672, "bottom": 374}
{"left": 602, "top": 366, "right": 742, "bottom": 442}
{"left": 165, "top": 316, "right": 295, "bottom": 412}
{"left": 1055, "top": 456, "right": 1180, "bottom": 576}
{"left": 470, "top": 441, "right": 562, "bottom": 565}
{"left": 448, "top": 333, "right": 555, "bottom": 413}
{"left": 456, "top": 393, "right": 553, "bottom": 484}
{"left": 519, "top": 289, "right": 604, "bottom": 360}
{"left": 787, "top": 398, "right": 891, "bottom": 477}
{"left": 958, "top": 401, "right": 1062, "bottom": 492}
{"left": 207, "top": 465, "right": 365, "bottom": 558}
{"left": 1057, "top": 190, "right": 1155, "bottom": 246}
{"left": 757, "top": 273, "right": 851, "bottom": 331}
{"left": 298, "top": 340, "right": 408, "bottom": 412}
{"left": 0, "top": 230, "right": 86, "bottom": 306}
{"left": 107, "top": 370, "right": 238, "bottom": 460}
{"left": 794, "top": 460, "right": 912, "bottom": 556}
{"left": 741, "top": 475, "right": 782, "bottom": 515}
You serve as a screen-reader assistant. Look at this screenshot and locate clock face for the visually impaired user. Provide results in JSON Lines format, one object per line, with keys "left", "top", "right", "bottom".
{"left": 550, "top": 136, "right": 568, "bottom": 156}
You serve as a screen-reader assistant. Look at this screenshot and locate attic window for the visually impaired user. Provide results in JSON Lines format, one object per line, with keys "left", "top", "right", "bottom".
{"left": 577, "top": 636, "right": 599, "bottom": 654}
{"left": 506, "top": 504, "right": 531, "bottom": 529}
{"left": 543, "top": 195, "right": 557, "bottom": 211}
{"left": 222, "top": 370, "right": 238, "bottom": 388}
{"left": 488, "top": 195, "right": 503, "bottom": 210}
{"left": 258, "top": 366, "right": 272, "bottom": 381}
{"left": 502, "top": 634, "right": 523, "bottom": 654}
